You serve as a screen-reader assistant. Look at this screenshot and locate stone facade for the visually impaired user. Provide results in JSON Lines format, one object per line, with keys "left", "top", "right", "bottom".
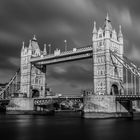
{"left": 83, "top": 95, "right": 130, "bottom": 118}
{"left": 7, "top": 98, "right": 34, "bottom": 111}
{"left": 92, "top": 14, "right": 124, "bottom": 95}
{"left": 20, "top": 36, "right": 46, "bottom": 98}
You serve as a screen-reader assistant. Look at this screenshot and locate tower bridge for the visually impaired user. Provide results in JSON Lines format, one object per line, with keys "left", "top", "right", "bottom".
{"left": 1, "top": 14, "right": 140, "bottom": 118}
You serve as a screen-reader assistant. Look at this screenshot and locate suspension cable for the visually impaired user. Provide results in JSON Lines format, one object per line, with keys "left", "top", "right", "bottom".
{"left": 110, "top": 50, "right": 140, "bottom": 96}
{"left": 0, "top": 68, "right": 20, "bottom": 98}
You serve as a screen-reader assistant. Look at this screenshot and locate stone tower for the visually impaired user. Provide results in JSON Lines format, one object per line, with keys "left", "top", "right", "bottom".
{"left": 20, "top": 36, "right": 46, "bottom": 98}
{"left": 92, "top": 14, "right": 124, "bottom": 95}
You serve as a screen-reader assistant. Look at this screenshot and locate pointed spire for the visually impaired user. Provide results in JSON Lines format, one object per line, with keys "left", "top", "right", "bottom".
{"left": 28, "top": 40, "right": 32, "bottom": 49}
{"left": 43, "top": 44, "right": 47, "bottom": 55}
{"left": 118, "top": 25, "right": 123, "bottom": 37}
{"left": 48, "top": 44, "right": 51, "bottom": 54}
{"left": 112, "top": 29, "right": 116, "bottom": 34}
{"left": 22, "top": 41, "right": 25, "bottom": 50}
{"left": 104, "top": 13, "right": 112, "bottom": 31}
{"left": 106, "top": 13, "right": 110, "bottom": 21}
{"left": 33, "top": 35, "right": 37, "bottom": 41}
{"left": 112, "top": 29, "right": 117, "bottom": 39}
{"left": 93, "top": 21, "right": 97, "bottom": 34}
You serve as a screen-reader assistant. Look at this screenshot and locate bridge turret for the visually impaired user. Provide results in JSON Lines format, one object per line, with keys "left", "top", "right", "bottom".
{"left": 21, "top": 41, "right": 25, "bottom": 51}
{"left": 43, "top": 44, "right": 47, "bottom": 55}
{"left": 30, "top": 35, "right": 41, "bottom": 57}
{"left": 118, "top": 25, "right": 124, "bottom": 56}
{"left": 92, "top": 21, "right": 97, "bottom": 41}
{"left": 33, "top": 35, "right": 37, "bottom": 41}
{"left": 118, "top": 25, "right": 123, "bottom": 44}
{"left": 104, "top": 13, "right": 112, "bottom": 39}
{"left": 112, "top": 29, "right": 117, "bottom": 40}
{"left": 98, "top": 27, "right": 103, "bottom": 38}
{"left": 28, "top": 40, "right": 32, "bottom": 56}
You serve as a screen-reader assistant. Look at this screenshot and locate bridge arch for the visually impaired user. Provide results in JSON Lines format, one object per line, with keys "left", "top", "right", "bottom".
{"left": 110, "top": 83, "right": 119, "bottom": 95}
{"left": 32, "top": 89, "right": 40, "bottom": 98}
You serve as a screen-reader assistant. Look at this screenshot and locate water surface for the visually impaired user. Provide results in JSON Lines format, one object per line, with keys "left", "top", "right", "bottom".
{"left": 0, "top": 112, "right": 140, "bottom": 140}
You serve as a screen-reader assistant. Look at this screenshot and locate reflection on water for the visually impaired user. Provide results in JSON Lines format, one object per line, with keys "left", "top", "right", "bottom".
{"left": 0, "top": 112, "right": 140, "bottom": 140}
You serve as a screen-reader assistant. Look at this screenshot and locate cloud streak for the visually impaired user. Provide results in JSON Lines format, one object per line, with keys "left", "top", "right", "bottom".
{"left": 0, "top": 0, "right": 140, "bottom": 95}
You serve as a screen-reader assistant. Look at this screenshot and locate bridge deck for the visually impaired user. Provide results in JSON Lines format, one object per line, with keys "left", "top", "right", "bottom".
{"left": 116, "top": 95, "right": 140, "bottom": 101}
{"left": 34, "top": 96, "right": 83, "bottom": 106}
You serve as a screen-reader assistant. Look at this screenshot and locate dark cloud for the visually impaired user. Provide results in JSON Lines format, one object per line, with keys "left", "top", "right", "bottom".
{"left": 47, "top": 59, "right": 92, "bottom": 84}
{"left": 0, "top": 0, "right": 140, "bottom": 94}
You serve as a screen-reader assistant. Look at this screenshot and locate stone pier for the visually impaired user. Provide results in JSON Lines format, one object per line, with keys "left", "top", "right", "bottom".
{"left": 83, "top": 95, "right": 132, "bottom": 118}
{"left": 7, "top": 98, "right": 34, "bottom": 111}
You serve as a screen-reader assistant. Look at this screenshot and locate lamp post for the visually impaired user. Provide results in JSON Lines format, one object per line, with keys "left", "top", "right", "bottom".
{"left": 64, "top": 40, "right": 67, "bottom": 52}
{"left": 48, "top": 44, "right": 51, "bottom": 54}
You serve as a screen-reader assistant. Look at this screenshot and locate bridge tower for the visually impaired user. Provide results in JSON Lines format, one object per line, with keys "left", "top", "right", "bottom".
{"left": 83, "top": 15, "right": 128, "bottom": 118}
{"left": 92, "top": 14, "right": 124, "bottom": 95}
{"left": 20, "top": 36, "right": 46, "bottom": 98}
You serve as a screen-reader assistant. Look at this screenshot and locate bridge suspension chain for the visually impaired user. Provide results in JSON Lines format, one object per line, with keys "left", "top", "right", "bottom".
{"left": 110, "top": 50, "right": 140, "bottom": 95}
{"left": 110, "top": 51, "right": 140, "bottom": 77}
{"left": 0, "top": 68, "right": 20, "bottom": 99}
{"left": 110, "top": 51, "right": 124, "bottom": 90}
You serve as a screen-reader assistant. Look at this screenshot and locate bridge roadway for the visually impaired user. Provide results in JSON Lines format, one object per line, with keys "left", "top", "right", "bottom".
{"left": 30, "top": 46, "right": 92, "bottom": 65}
{"left": 0, "top": 95, "right": 139, "bottom": 110}
{"left": 34, "top": 95, "right": 140, "bottom": 106}
{"left": 116, "top": 95, "right": 140, "bottom": 101}
{"left": 34, "top": 96, "right": 83, "bottom": 106}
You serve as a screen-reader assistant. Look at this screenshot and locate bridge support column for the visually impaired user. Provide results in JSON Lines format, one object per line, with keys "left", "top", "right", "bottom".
{"left": 82, "top": 95, "right": 132, "bottom": 118}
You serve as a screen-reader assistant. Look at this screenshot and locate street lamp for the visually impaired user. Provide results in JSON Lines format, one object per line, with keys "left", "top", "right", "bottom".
{"left": 48, "top": 44, "right": 51, "bottom": 54}
{"left": 64, "top": 40, "right": 67, "bottom": 52}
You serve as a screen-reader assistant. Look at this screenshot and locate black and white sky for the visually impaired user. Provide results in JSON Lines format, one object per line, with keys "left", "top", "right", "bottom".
{"left": 0, "top": 0, "right": 140, "bottom": 95}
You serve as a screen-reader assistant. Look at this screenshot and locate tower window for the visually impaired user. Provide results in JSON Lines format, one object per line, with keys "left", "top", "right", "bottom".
{"left": 99, "top": 41, "right": 102, "bottom": 46}
{"left": 100, "top": 70, "right": 102, "bottom": 75}
{"left": 99, "top": 34, "right": 102, "bottom": 38}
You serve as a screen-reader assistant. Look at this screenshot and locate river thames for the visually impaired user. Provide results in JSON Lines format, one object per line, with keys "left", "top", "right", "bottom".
{"left": 0, "top": 112, "right": 140, "bottom": 140}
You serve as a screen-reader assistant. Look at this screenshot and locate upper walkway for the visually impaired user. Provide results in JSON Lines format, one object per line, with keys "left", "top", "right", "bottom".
{"left": 30, "top": 46, "right": 92, "bottom": 65}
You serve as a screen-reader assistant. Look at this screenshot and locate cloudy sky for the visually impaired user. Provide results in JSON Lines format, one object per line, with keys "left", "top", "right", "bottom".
{"left": 0, "top": 0, "right": 140, "bottom": 95}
